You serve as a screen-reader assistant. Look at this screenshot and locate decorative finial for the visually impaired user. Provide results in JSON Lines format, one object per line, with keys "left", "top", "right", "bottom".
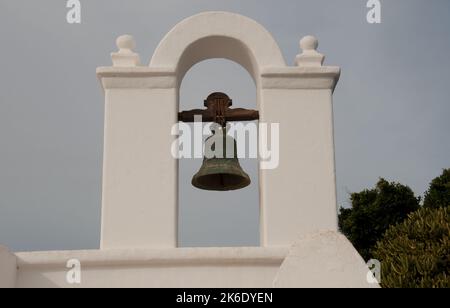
{"left": 295, "top": 35, "right": 324, "bottom": 67}
{"left": 116, "top": 35, "right": 136, "bottom": 51}
{"left": 300, "top": 35, "right": 319, "bottom": 51}
{"left": 111, "top": 35, "right": 141, "bottom": 67}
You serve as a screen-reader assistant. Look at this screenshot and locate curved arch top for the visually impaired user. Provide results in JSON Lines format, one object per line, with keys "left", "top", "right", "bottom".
{"left": 150, "top": 11, "right": 287, "bottom": 82}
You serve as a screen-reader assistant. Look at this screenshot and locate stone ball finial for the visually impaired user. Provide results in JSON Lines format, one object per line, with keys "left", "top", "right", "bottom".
{"left": 116, "top": 35, "right": 136, "bottom": 52}
{"left": 111, "top": 34, "right": 140, "bottom": 67}
{"left": 296, "top": 35, "right": 324, "bottom": 67}
{"left": 300, "top": 35, "right": 319, "bottom": 51}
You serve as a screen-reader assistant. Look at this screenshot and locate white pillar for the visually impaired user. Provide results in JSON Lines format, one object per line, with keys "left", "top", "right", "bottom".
{"left": 0, "top": 246, "right": 16, "bottom": 288}
{"left": 259, "top": 36, "right": 341, "bottom": 247}
{"left": 97, "top": 36, "right": 178, "bottom": 249}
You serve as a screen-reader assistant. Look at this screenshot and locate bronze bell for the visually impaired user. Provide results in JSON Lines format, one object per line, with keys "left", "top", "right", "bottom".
{"left": 192, "top": 128, "right": 251, "bottom": 191}
{"left": 178, "top": 92, "right": 259, "bottom": 191}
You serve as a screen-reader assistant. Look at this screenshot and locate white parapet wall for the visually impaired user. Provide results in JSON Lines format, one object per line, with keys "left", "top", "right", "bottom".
{"left": 6, "top": 231, "right": 377, "bottom": 288}
{"left": 0, "top": 246, "right": 17, "bottom": 288}
{"left": 15, "top": 247, "right": 288, "bottom": 288}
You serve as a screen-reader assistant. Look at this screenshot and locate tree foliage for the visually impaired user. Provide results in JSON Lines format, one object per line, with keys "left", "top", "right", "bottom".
{"left": 423, "top": 169, "right": 450, "bottom": 209}
{"left": 373, "top": 207, "right": 450, "bottom": 288}
{"left": 338, "top": 179, "right": 420, "bottom": 260}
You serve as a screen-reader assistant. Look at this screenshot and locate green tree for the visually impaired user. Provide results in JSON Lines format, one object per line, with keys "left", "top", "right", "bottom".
{"left": 423, "top": 169, "right": 450, "bottom": 209}
{"left": 339, "top": 179, "right": 420, "bottom": 260}
{"left": 373, "top": 207, "right": 450, "bottom": 288}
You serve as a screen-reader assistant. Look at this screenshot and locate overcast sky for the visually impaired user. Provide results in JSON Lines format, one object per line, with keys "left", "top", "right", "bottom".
{"left": 0, "top": 0, "right": 449, "bottom": 251}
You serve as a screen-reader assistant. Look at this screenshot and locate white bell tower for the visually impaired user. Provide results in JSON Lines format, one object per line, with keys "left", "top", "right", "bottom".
{"left": 97, "top": 12, "right": 340, "bottom": 250}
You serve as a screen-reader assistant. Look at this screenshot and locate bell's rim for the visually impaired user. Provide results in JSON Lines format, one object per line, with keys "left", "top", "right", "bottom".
{"left": 192, "top": 173, "right": 251, "bottom": 191}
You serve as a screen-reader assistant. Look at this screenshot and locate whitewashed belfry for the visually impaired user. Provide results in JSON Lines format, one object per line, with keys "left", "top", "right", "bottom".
{"left": 0, "top": 12, "right": 377, "bottom": 288}
{"left": 99, "top": 12, "right": 340, "bottom": 249}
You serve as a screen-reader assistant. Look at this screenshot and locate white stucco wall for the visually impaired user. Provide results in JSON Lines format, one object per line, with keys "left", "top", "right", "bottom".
{"left": 15, "top": 247, "right": 287, "bottom": 288}
{"left": 274, "top": 231, "right": 379, "bottom": 288}
{"left": 0, "top": 246, "right": 17, "bottom": 288}
{"left": 150, "top": 11, "right": 286, "bottom": 81}
{"left": 259, "top": 86, "right": 339, "bottom": 246}
{"left": 101, "top": 87, "right": 178, "bottom": 249}
{"left": 11, "top": 232, "right": 376, "bottom": 288}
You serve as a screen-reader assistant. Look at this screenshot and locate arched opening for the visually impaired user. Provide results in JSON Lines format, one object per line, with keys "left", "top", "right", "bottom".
{"left": 175, "top": 36, "right": 259, "bottom": 85}
{"left": 178, "top": 59, "right": 260, "bottom": 247}
{"left": 149, "top": 11, "right": 287, "bottom": 248}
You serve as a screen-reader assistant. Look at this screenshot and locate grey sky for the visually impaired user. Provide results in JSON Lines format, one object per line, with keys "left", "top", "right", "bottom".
{"left": 0, "top": 0, "right": 449, "bottom": 251}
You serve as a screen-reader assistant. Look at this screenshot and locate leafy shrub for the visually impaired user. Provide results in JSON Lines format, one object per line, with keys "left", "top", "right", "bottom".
{"left": 424, "top": 169, "right": 450, "bottom": 209}
{"left": 373, "top": 207, "right": 450, "bottom": 288}
{"left": 339, "top": 179, "right": 420, "bottom": 260}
